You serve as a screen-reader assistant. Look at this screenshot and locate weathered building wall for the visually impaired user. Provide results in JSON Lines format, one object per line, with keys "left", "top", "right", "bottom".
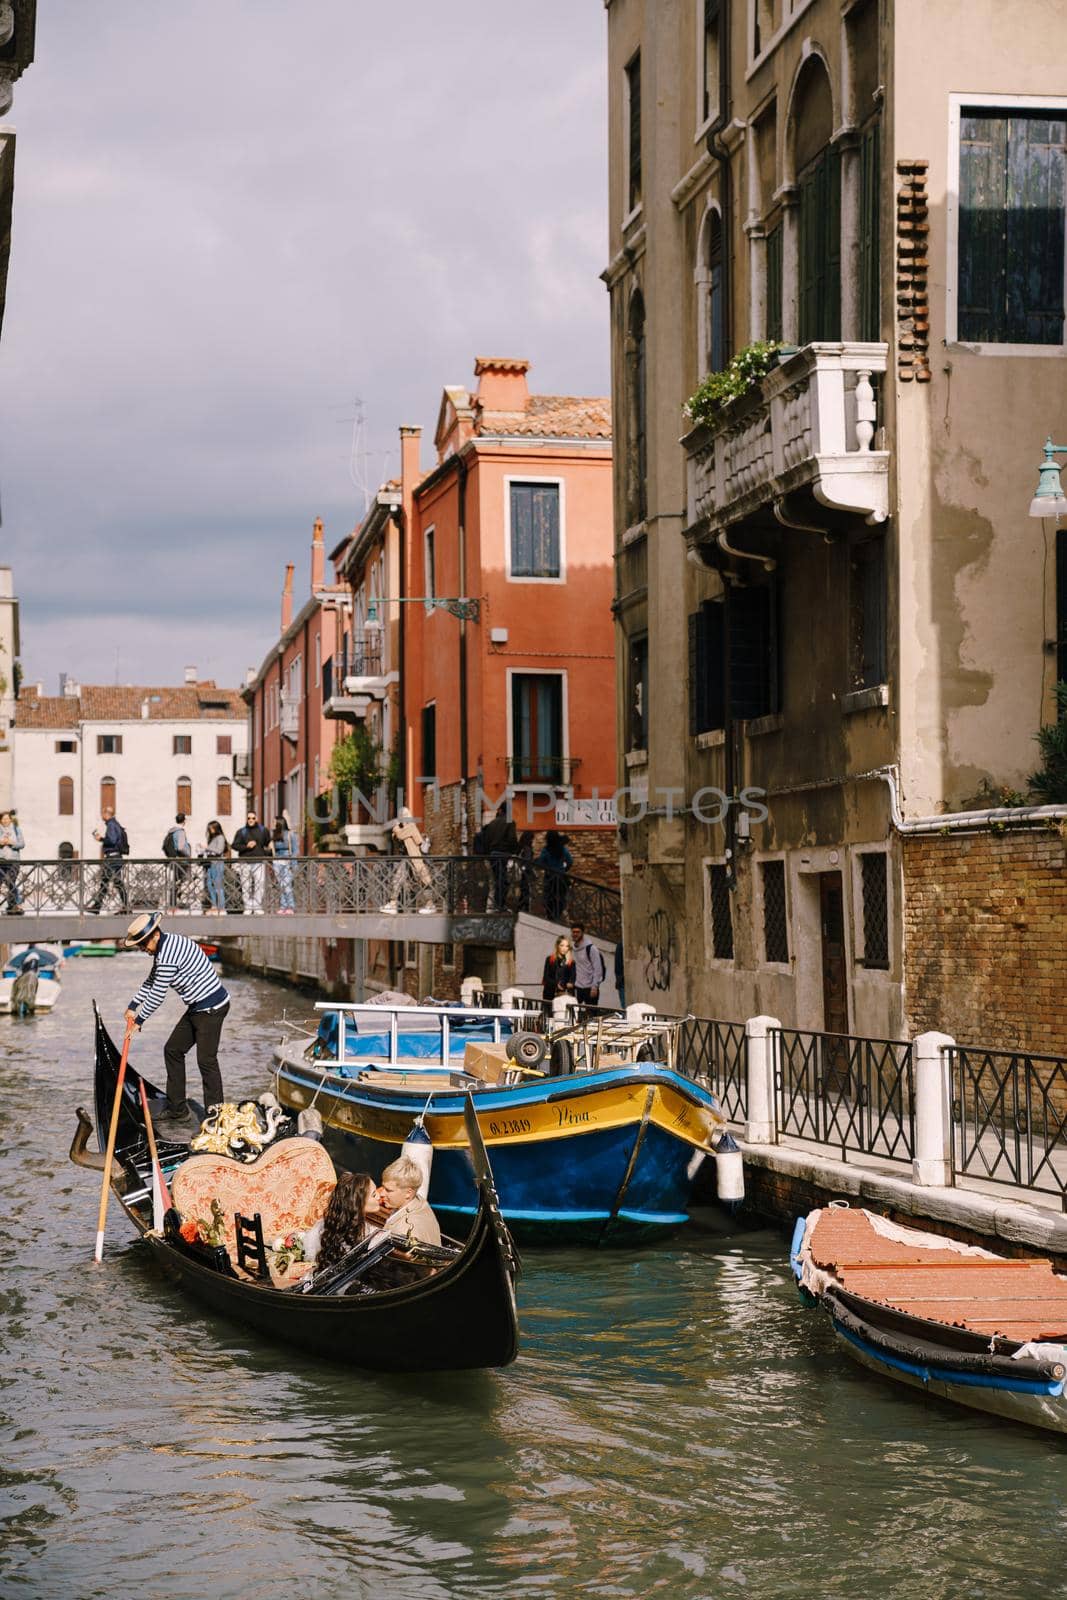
{"left": 903, "top": 827, "right": 1067, "bottom": 1055}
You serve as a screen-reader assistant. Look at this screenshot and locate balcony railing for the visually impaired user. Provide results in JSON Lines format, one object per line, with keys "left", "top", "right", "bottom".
{"left": 279, "top": 693, "right": 300, "bottom": 742}
{"left": 683, "top": 341, "right": 890, "bottom": 538}
{"left": 504, "top": 755, "right": 580, "bottom": 787}
{"left": 232, "top": 751, "right": 252, "bottom": 789}
{"left": 322, "top": 641, "right": 387, "bottom": 718}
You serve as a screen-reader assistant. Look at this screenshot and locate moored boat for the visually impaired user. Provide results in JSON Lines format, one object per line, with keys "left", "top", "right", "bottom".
{"left": 0, "top": 943, "right": 62, "bottom": 1014}
{"left": 793, "top": 1204, "right": 1067, "bottom": 1433}
{"left": 71, "top": 1008, "right": 520, "bottom": 1373}
{"left": 272, "top": 1002, "right": 728, "bottom": 1246}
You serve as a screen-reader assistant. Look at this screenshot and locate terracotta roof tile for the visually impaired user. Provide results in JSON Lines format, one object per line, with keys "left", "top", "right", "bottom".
{"left": 16, "top": 682, "right": 245, "bottom": 727}
{"left": 477, "top": 393, "right": 612, "bottom": 441}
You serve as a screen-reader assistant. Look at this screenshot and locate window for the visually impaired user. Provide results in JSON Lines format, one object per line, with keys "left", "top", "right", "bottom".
{"left": 752, "top": 0, "right": 774, "bottom": 58}
{"left": 511, "top": 673, "right": 564, "bottom": 784}
{"left": 217, "top": 734, "right": 232, "bottom": 756}
{"left": 58, "top": 776, "right": 74, "bottom": 815}
{"left": 957, "top": 109, "right": 1066, "bottom": 345}
{"left": 509, "top": 481, "right": 562, "bottom": 579}
{"left": 698, "top": 209, "right": 727, "bottom": 375}
{"left": 421, "top": 703, "right": 436, "bottom": 782}
{"left": 626, "top": 52, "right": 642, "bottom": 214}
{"left": 708, "top": 863, "right": 734, "bottom": 959}
{"left": 100, "top": 776, "right": 116, "bottom": 812}
{"left": 766, "top": 223, "right": 783, "bottom": 343}
{"left": 176, "top": 776, "right": 192, "bottom": 814}
{"left": 173, "top": 735, "right": 192, "bottom": 756}
{"left": 689, "top": 584, "right": 780, "bottom": 735}
{"left": 762, "top": 860, "right": 789, "bottom": 963}
{"left": 701, "top": 0, "right": 721, "bottom": 128}
{"left": 798, "top": 146, "right": 841, "bottom": 343}
{"left": 860, "top": 852, "right": 889, "bottom": 968}
{"left": 287, "top": 655, "right": 302, "bottom": 701}
{"left": 217, "top": 777, "right": 232, "bottom": 816}
{"left": 441, "top": 942, "right": 456, "bottom": 972}
{"left": 97, "top": 734, "right": 122, "bottom": 755}
{"left": 424, "top": 526, "right": 436, "bottom": 604}
{"left": 628, "top": 633, "right": 648, "bottom": 751}
{"left": 858, "top": 121, "right": 881, "bottom": 341}
{"left": 404, "top": 940, "right": 418, "bottom": 968}
{"left": 849, "top": 538, "right": 887, "bottom": 690}
{"left": 55, "top": 738, "right": 77, "bottom": 754}
{"left": 627, "top": 292, "right": 648, "bottom": 526}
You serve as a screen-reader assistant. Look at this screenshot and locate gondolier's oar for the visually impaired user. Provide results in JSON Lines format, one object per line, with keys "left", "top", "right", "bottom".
{"left": 138, "top": 1077, "right": 171, "bottom": 1229}
{"left": 93, "top": 1018, "right": 136, "bottom": 1263}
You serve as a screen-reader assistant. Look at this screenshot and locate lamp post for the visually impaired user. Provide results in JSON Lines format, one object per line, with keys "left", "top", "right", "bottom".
{"left": 1028, "top": 437, "right": 1067, "bottom": 519}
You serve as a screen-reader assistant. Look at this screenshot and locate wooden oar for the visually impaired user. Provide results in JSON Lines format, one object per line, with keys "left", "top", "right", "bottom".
{"left": 93, "top": 1019, "right": 136, "bottom": 1263}
{"left": 138, "top": 1077, "right": 172, "bottom": 1227}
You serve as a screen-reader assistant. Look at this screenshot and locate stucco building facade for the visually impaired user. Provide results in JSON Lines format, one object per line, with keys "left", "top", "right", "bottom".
{"left": 605, "top": 0, "right": 1067, "bottom": 1043}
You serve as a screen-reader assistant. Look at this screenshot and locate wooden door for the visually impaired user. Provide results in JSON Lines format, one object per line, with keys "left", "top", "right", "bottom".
{"left": 819, "top": 872, "right": 849, "bottom": 1036}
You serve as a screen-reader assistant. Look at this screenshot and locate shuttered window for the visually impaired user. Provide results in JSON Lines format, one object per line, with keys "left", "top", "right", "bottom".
{"left": 707, "top": 211, "right": 726, "bottom": 373}
{"left": 1057, "top": 530, "right": 1067, "bottom": 690}
{"left": 688, "top": 602, "right": 725, "bottom": 735}
{"left": 628, "top": 633, "right": 648, "bottom": 751}
{"left": 850, "top": 536, "right": 887, "bottom": 690}
{"left": 858, "top": 121, "right": 881, "bottom": 341}
{"left": 708, "top": 863, "right": 734, "bottom": 959}
{"left": 688, "top": 584, "right": 778, "bottom": 736}
{"left": 58, "top": 776, "right": 74, "bottom": 816}
{"left": 626, "top": 53, "right": 642, "bottom": 212}
{"left": 959, "top": 111, "right": 1067, "bottom": 344}
{"left": 421, "top": 704, "right": 436, "bottom": 782}
{"left": 798, "top": 146, "right": 841, "bottom": 344}
{"left": 510, "top": 482, "right": 561, "bottom": 578}
{"left": 176, "top": 777, "right": 192, "bottom": 815}
{"left": 766, "top": 224, "right": 783, "bottom": 343}
{"left": 100, "top": 776, "right": 116, "bottom": 813}
{"left": 217, "top": 777, "right": 232, "bottom": 816}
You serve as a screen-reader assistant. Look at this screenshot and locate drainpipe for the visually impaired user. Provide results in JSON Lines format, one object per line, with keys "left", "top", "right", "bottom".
{"left": 394, "top": 507, "right": 406, "bottom": 807}
{"left": 457, "top": 455, "right": 470, "bottom": 851}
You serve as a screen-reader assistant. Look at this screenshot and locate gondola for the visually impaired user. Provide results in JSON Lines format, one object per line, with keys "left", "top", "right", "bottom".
{"left": 70, "top": 1008, "right": 520, "bottom": 1373}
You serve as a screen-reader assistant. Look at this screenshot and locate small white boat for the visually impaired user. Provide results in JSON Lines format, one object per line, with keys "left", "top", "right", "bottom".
{"left": 0, "top": 944, "right": 63, "bottom": 1015}
{"left": 793, "top": 1204, "right": 1067, "bottom": 1434}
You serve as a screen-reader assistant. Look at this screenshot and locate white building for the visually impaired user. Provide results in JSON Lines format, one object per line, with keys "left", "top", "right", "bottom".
{"left": 14, "top": 671, "right": 248, "bottom": 859}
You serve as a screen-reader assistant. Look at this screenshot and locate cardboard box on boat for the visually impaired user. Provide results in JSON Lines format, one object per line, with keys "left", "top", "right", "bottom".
{"left": 463, "top": 1040, "right": 512, "bottom": 1084}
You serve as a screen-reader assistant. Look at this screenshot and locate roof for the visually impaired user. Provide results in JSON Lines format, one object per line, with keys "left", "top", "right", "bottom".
{"left": 15, "top": 682, "right": 246, "bottom": 728}
{"left": 476, "top": 393, "right": 612, "bottom": 441}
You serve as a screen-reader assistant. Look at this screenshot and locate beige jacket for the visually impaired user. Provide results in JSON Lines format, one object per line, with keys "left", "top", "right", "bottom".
{"left": 381, "top": 1194, "right": 442, "bottom": 1247}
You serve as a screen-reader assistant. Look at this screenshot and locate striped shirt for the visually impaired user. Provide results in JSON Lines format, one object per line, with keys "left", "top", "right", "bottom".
{"left": 129, "top": 932, "right": 228, "bottom": 1023}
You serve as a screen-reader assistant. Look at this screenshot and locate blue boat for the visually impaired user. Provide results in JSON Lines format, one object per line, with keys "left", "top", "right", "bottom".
{"left": 272, "top": 1004, "right": 728, "bottom": 1246}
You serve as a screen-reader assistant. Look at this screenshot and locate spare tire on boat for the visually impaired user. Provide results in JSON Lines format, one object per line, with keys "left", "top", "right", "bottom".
{"left": 505, "top": 1031, "right": 548, "bottom": 1068}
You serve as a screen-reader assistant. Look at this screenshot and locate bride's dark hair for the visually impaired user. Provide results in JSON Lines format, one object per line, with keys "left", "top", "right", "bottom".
{"left": 318, "top": 1171, "right": 376, "bottom": 1269}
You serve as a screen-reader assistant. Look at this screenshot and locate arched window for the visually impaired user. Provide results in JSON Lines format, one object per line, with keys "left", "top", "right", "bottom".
{"left": 626, "top": 291, "right": 648, "bottom": 526}
{"left": 696, "top": 208, "right": 726, "bottom": 375}
{"left": 100, "top": 776, "right": 116, "bottom": 813}
{"left": 790, "top": 55, "right": 840, "bottom": 344}
{"left": 58, "top": 775, "right": 74, "bottom": 816}
{"left": 216, "top": 777, "right": 232, "bottom": 817}
{"left": 176, "top": 776, "right": 192, "bottom": 815}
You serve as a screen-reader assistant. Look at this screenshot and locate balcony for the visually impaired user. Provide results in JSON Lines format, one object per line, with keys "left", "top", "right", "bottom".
{"left": 683, "top": 342, "right": 890, "bottom": 542}
{"left": 279, "top": 693, "right": 300, "bottom": 743}
{"left": 504, "top": 755, "right": 580, "bottom": 789}
{"left": 232, "top": 751, "right": 252, "bottom": 789}
{"left": 323, "top": 639, "right": 389, "bottom": 721}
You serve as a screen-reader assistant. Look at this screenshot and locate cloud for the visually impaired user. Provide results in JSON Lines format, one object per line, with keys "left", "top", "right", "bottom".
{"left": 1, "top": 0, "right": 609, "bottom": 693}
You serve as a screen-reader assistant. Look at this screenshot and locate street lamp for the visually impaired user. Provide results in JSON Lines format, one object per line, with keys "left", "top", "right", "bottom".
{"left": 1028, "top": 437, "right": 1067, "bottom": 519}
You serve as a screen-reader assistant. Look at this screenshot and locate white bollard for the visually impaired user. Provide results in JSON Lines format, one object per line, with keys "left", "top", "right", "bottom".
{"left": 460, "top": 976, "right": 484, "bottom": 1007}
{"left": 912, "top": 1031, "right": 955, "bottom": 1187}
{"left": 714, "top": 1130, "right": 745, "bottom": 1209}
{"left": 626, "top": 1002, "right": 657, "bottom": 1022}
{"left": 500, "top": 985, "right": 525, "bottom": 1011}
{"left": 552, "top": 993, "right": 579, "bottom": 1021}
{"left": 745, "top": 1014, "right": 780, "bottom": 1145}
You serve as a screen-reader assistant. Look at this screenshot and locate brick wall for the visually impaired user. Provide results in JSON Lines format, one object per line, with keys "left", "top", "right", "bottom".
{"left": 903, "top": 826, "right": 1067, "bottom": 1055}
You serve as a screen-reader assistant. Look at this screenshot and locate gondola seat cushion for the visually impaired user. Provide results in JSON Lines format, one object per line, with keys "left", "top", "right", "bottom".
{"left": 171, "top": 1137, "right": 337, "bottom": 1258}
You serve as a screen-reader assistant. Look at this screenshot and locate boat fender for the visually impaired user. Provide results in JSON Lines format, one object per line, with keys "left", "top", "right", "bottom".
{"left": 714, "top": 1131, "right": 745, "bottom": 1210}
{"left": 402, "top": 1119, "right": 433, "bottom": 1198}
{"left": 297, "top": 1108, "right": 324, "bottom": 1142}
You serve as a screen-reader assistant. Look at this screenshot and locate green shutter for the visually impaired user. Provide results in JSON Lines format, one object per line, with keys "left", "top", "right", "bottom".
{"left": 858, "top": 122, "right": 881, "bottom": 341}
{"left": 799, "top": 147, "right": 842, "bottom": 344}
{"left": 766, "top": 224, "right": 783, "bottom": 343}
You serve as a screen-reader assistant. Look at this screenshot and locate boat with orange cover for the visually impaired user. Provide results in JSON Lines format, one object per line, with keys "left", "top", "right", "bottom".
{"left": 792, "top": 1203, "right": 1067, "bottom": 1433}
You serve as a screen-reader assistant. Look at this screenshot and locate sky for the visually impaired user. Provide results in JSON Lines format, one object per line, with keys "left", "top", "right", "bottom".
{"left": 1, "top": 2, "right": 609, "bottom": 693}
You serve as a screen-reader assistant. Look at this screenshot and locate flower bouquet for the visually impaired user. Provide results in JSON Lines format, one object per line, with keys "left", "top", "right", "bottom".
{"left": 270, "top": 1231, "right": 306, "bottom": 1276}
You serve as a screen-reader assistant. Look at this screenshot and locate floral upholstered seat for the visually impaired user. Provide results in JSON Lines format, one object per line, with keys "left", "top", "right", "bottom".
{"left": 170, "top": 1137, "right": 337, "bottom": 1259}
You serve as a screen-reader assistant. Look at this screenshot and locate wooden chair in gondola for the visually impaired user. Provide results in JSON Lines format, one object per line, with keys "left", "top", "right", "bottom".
{"left": 234, "top": 1212, "right": 270, "bottom": 1281}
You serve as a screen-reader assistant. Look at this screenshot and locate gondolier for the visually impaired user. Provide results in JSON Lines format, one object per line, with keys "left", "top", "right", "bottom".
{"left": 123, "top": 913, "right": 230, "bottom": 1140}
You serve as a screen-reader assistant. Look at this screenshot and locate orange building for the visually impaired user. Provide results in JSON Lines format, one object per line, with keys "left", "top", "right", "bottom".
{"left": 402, "top": 358, "right": 617, "bottom": 884}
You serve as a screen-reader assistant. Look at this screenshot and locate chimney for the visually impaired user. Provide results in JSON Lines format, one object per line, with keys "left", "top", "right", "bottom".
{"left": 184, "top": 665, "right": 197, "bottom": 684}
{"left": 311, "top": 517, "right": 325, "bottom": 591}
{"left": 141, "top": 697, "right": 150, "bottom": 719}
{"left": 473, "top": 356, "right": 530, "bottom": 414}
{"left": 399, "top": 426, "right": 421, "bottom": 516}
{"left": 281, "top": 563, "right": 294, "bottom": 631}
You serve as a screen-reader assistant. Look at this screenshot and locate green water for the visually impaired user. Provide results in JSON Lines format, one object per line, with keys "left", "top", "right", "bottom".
{"left": 1, "top": 958, "right": 1065, "bottom": 1599}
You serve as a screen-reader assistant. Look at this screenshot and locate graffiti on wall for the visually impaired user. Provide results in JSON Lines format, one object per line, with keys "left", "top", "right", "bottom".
{"left": 643, "top": 908, "right": 676, "bottom": 992}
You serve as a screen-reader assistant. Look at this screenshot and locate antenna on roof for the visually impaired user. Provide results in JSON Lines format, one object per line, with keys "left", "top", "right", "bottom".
{"left": 348, "top": 396, "right": 372, "bottom": 518}
{"left": 113, "top": 645, "right": 120, "bottom": 686}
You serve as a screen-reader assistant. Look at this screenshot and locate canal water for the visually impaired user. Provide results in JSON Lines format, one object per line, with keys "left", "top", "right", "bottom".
{"left": 1, "top": 957, "right": 1065, "bottom": 1600}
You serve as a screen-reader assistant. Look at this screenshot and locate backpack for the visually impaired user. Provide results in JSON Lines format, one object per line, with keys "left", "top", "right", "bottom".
{"left": 117, "top": 825, "right": 130, "bottom": 857}
{"left": 162, "top": 828, "right": 180, "bottom": 858}
{"left": 472, "top": 827, "right": 489, "bottom": 857}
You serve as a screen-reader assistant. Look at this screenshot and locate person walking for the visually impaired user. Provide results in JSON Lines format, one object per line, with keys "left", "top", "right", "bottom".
{"left": 516, "top": 830, "right": 535, "bottom": 913}
{"left": 0, "top": 810, "right": 24, "bottom": 915}
{"left": 541, "top": 934, "right": 575, "bottom": 1005}
{"left": 271, "top": 814, "right": 298, "bottom": 913}
{"left": 202, "top": 820, "right": 228, "bottom": 913}
{"left": 232, "top": 808, "right": 272, "bottom": 914}
{"left": 88, "top": 806, "right": 130, "bottom": 913}
{"left": 163, "top": 813, "right": 193, "bottom": 910}
{"left": 480, "top": 806, "right": 518, "bottom": 911}
{"left": 570, "top": 922, "right": 606, "bottom": 1006}
{"left": 123, "top": 912, "right": 230, "bottom": 1139}
{"left": 538, "top": 829, "right": 573, "bottom": 923}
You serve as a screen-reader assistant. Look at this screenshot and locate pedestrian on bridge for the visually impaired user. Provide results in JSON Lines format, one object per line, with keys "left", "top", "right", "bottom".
{"left": 123, "top": 912, "right": 230, "bottom": 1139}
{"left": 88, "top": 807, "right": 130, "bottom": 913}
{"left": 0, "top": 810, "right": 24, "bottom": 915}
{"left": 232, "top": 808, "right": 272, "bottom": 914}
{"left": 271, "top": 814, "right": 299, "bottom": 913}
{"left": 202, "top": 820, "right": 228, "bottom": 913}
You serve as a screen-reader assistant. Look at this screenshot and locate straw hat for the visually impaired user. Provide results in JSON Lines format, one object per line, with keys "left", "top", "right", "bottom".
{"left": 124, "top": 912, "right": 161, "bottom": 949}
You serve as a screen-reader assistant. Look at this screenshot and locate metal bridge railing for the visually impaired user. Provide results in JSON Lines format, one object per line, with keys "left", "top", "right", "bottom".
{"left": 948, "top": 1045, "right": 1067, "bottom": 1206}
{"left": 772, "top": 1026, "right": 915, "bottom": 1163}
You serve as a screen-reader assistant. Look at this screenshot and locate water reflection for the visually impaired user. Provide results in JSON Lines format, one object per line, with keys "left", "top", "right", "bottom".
{"left": 1, "top": 959, "right": 1066, "bottom": 1597}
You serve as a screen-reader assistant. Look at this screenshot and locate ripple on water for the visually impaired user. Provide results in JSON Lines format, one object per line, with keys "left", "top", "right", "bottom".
{"left": 2, "top": 963, "right": 1067, "bottom": 1598}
